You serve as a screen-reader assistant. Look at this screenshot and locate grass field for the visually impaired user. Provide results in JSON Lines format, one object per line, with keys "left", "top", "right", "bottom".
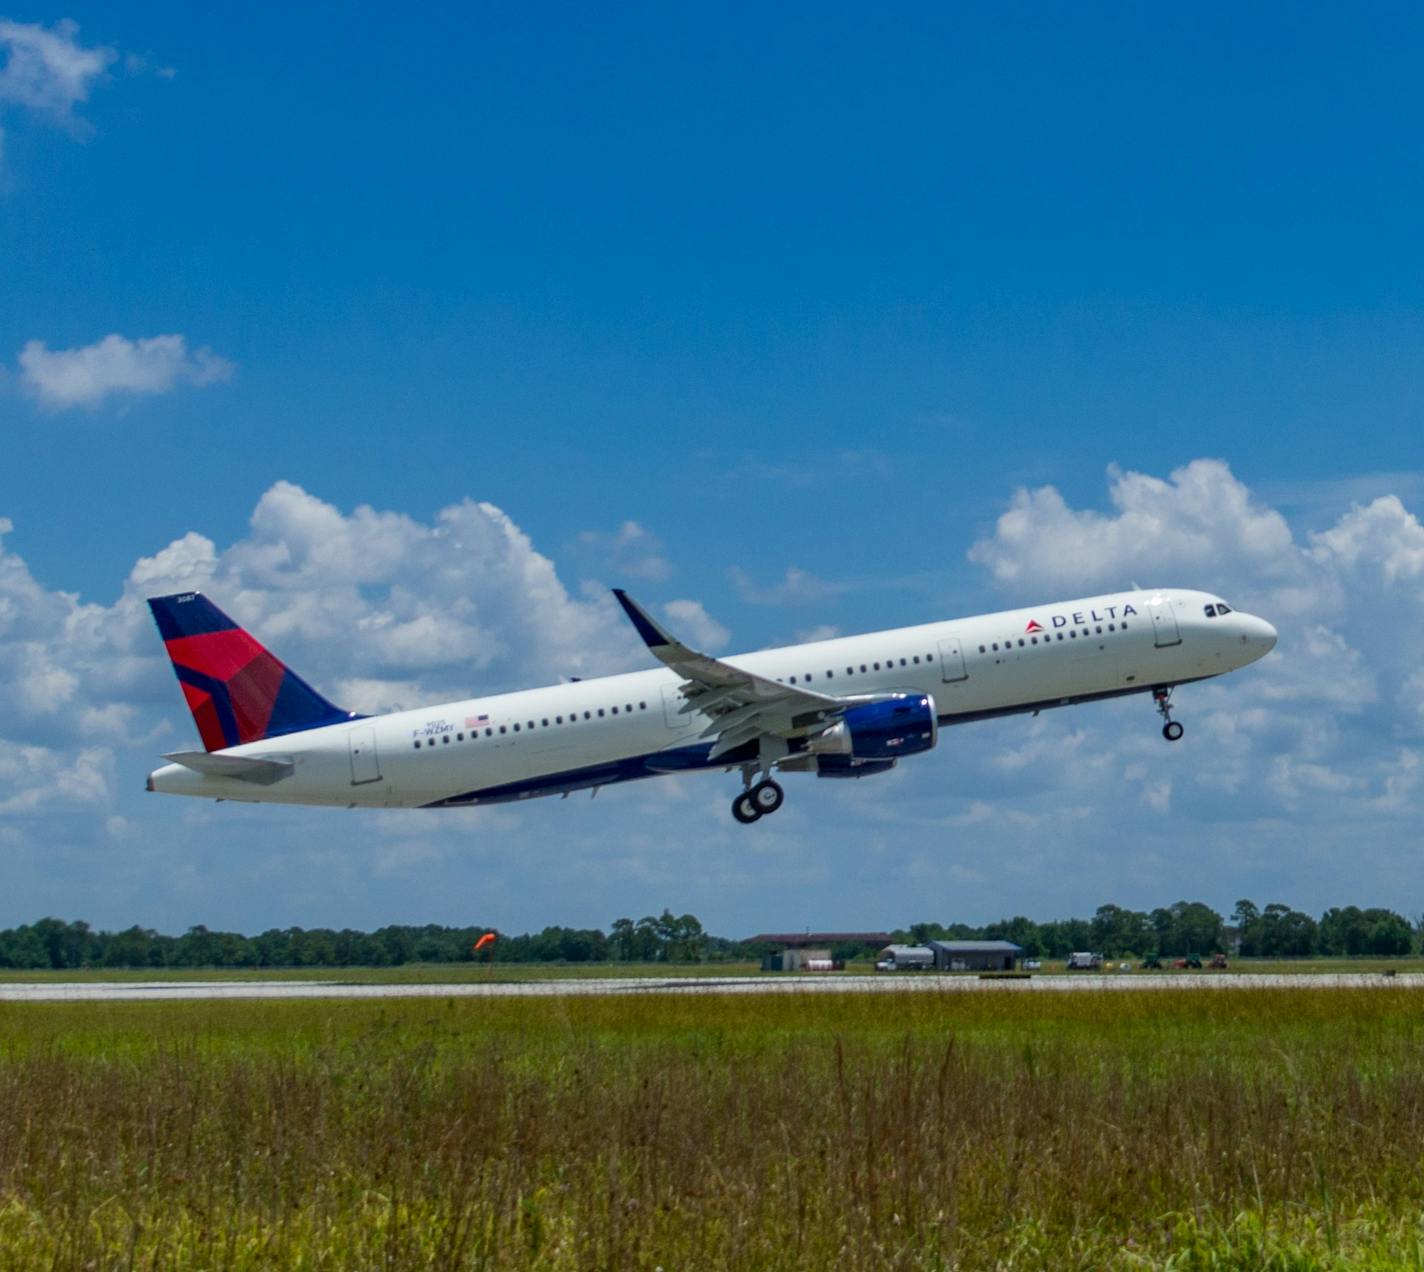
{"left": 3, "top": 987, "right": 1424, "bottom": 1268}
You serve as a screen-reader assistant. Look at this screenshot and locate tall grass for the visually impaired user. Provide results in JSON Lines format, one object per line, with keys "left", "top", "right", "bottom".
{"left": 2, "top": 988, "right": 1424, "bottom": 1268}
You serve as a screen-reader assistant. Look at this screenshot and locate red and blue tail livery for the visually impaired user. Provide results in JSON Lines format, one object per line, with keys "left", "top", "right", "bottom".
{"left": 147, "top": 593, "right": 356, "bottom": 752}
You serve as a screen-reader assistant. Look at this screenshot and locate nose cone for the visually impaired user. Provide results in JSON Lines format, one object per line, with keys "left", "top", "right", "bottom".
{"left": 1241, "top": 614, "right": 1277, "bottom": 660}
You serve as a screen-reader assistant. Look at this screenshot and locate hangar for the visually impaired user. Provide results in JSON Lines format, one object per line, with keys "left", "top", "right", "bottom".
{"left": 926, "top": 939, "right": 1023, "bottom": 972}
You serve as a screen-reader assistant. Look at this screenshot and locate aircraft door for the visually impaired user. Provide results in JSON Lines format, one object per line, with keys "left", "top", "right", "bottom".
{"left": 1149, "top": 596, "right": 1182, "bottom": 648}
{"left": 349, "top": 725, "right": 381, "bottom": 785}
{"left": 938, "top": 637, "right": 968, "bottom": 682}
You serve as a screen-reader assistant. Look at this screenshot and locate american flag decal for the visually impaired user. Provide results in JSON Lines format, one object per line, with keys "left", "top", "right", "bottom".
{"left": 466, "top": 714, "right": 490, "bottom": 728}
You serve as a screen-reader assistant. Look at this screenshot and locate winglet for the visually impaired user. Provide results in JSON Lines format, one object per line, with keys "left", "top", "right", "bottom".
{"left": 612, "top": 589, "right": 677, "bottom": 651}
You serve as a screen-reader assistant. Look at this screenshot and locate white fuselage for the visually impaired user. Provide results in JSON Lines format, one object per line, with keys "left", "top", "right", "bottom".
{"left": 147, "top": 588, "right": 1276, "bottom": 808}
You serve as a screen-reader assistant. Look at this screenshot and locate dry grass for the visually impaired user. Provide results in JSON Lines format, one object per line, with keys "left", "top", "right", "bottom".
{"left": 2, "top": 988, "right": 1424, "bottom": 1268}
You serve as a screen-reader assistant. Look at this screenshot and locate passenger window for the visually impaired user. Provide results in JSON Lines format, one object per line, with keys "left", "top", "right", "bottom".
{"left": 583, "top": 711, "right": 591, "bottom": 720}
{"left": 457, "top": 732, "right": 464, "bottom": 742}
{"left": 1031, "top": 636, "right": 1038, "bottom": 645}
{"left": 612, "top": 706, "right": 619, "bottom": 715}
{"left": 597, "top": 708, "right": 605, "bottom": 717}
{"left": 860, "top": 665, "right": 867, "bottom": 673}
{"left": 789, "top": 676, "right": 797, "bottom": 685}
{"left": 978, "top": 646, "right": 986, "bottom": 654}
{"left": 873, "top": 662, "right": 881, "bottom": 671}
{"left": 442, "top": 735, "right": 450, "bottom": 744}
{"left": 1095, "top": 626, "right": 1102, "bottom": 634}
{"left": 542, "top": 718, "right": 549, "bottom": 727}
{"left": 556, "top": 715, "right": 563, "bottom": 725}
{"left": 1056, "top": 632, "right": 1064, "bottom": 640}
{"left": 413, "top": 740, "right": 421, "bottom": 749}
{"left": 640, "top": 702, "right": 647, "bottom": 709}
{"left": 1018, "top": 639, "right": 1025, "bottom": 647}
{"left": 512, "top": 723, "right": 520, "bottom": 732}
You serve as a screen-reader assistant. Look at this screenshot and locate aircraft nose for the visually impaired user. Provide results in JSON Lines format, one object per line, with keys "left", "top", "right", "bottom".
{"left": 1242, "top": 615, "right": 1277, "bottom": 655}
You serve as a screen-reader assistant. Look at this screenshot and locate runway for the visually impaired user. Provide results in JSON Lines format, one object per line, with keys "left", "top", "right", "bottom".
{"left": 1, "top": 972, "right": 1418, "bottom": 1002}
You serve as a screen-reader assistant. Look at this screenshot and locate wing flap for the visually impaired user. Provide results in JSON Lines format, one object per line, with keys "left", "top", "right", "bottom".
{"left": 614, "top": 588, "right": 885, "bottom": 767}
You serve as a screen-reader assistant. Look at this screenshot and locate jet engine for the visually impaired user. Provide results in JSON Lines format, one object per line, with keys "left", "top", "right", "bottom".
{"left": 807, "top": 693, "right": 938, "bottom": 761}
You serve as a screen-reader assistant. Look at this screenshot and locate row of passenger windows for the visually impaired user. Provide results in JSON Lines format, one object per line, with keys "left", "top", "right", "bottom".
{"left": 413, "top": 701, "right": 650, "bottom": 749}
{"left": 779, "top": 654, "right": 937, "bottom": 685}
{"left": 977, "top": 621, "right": 1129, "bottom": 654}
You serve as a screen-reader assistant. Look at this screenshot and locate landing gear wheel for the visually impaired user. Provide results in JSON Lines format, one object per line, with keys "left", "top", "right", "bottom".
{"left": 750, "top": 779, "right": 784, "bottom": 815}
{"left": 1153, "top": 686, "right": 1183, "bottom": 743}
{"left": 732, "top": 794, "right": 761, "bottom": 824}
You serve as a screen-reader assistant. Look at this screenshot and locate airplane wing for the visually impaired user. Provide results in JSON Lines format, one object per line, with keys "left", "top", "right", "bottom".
{"left": 612, "top": 590, "right": 872, "bottom": 762}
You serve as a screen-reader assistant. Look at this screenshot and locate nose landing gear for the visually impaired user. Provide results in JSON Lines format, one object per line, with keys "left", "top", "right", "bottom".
{"left": 731, "top": 773, "right": 785, "bottom": 823}
{"left": 1154, "top": 687, "right": 1184, "bottom": 742}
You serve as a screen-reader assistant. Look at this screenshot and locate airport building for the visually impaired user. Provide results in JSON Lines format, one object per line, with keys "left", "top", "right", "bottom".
{"left": 750, "top": 932, "right": 895, "bottom": 972}
{"left": 926, "top": 939, "right": 1024, "bottom": 972}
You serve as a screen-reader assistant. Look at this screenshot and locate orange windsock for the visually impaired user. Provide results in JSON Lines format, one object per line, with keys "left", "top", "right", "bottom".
{"left": 474, "top": 932, "right": 497, "bottom": 952}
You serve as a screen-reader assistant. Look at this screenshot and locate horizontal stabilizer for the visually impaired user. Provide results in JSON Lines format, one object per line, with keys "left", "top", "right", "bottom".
{"left": 162, "top": 751, "right": 294, "bottom": 785}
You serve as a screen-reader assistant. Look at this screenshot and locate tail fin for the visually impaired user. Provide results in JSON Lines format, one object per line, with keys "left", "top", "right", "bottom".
{"left": 147, "top": 593, "right": 356, "bottom": 751}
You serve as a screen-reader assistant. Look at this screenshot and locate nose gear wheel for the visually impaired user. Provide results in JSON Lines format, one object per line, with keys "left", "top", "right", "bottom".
{"left": 1154, "top": 687, "right": 1184, "bottom": 742}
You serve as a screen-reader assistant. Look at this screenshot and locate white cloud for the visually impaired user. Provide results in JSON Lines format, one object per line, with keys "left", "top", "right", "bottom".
{"left": 661, "top": 599, "right": 729, "bottom": 651}
{"left": 18, "top": 334, "right": 235, "bottom": 411}
{"left": 0, "top": 18, "right": 114, "bottom": 132}
{"left": 967, "top": 459, "right": 1301, "bottom": 596}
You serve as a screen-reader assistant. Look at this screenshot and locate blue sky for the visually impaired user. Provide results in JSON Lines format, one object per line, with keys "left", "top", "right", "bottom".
{"left": 2, "top": 4, "right": 1423, "bottom": 938}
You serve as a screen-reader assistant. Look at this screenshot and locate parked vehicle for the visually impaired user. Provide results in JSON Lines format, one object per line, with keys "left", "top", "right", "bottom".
{"left": 1174, "top": 954, "right": 1204, "bottom": 970}
{"left": 1066, "top": 952, "right": 1102, "bottom": 970}
{"left": 1141, "top": 954, "right": 1163, "bottom": 969}
{"left": 1209, "top": 953, "right": 1229, "bottom": 969}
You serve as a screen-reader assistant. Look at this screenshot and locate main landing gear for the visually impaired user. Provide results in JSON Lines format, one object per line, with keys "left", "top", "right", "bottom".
{"left": 1154, "top": 687, "right": 1185, "bottom": 742}
{"left": 731, "top": 775, "right": 785, "bottom": 824}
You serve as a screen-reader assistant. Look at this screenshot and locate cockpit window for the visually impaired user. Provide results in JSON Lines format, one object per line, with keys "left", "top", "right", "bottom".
{"left": 1217, "top": 602, "right": 1231, "bottom": 614}
{"left": 1204, "top": 604, "right": 1216, "bottom": 617}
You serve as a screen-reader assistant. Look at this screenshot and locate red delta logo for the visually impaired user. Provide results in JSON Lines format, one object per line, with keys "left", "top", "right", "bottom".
{"left": 1025, "top": 619, "right": 1045, "bottom": 633}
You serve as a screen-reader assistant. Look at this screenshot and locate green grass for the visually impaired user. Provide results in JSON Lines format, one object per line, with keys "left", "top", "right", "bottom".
{"left": 3, "top": 987, "right": 1424, "bottom": 1267}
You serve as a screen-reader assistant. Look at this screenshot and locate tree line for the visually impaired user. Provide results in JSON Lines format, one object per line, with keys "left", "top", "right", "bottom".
{"left": 0, "top": 900, "right": 1419, "bottom": 970}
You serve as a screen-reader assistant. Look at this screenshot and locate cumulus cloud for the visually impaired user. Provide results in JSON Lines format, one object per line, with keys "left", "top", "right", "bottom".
{"left": 18, "top": 334, "right": 235, "bottom": 410}
{"left": 0, "top": 18, "right": 114, "bottom": 133}
{"left": 967, "top": 459, "right": 1301, "bottom": 596}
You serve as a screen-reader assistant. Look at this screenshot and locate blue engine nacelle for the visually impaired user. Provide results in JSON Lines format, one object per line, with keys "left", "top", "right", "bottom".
{"left": 809, "top": 693, "right": 938, "bottom": 762}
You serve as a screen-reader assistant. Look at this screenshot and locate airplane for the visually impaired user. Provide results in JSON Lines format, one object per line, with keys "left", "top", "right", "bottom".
{"left": 144, "top": 587, "right": 1277, "bottom": 823}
